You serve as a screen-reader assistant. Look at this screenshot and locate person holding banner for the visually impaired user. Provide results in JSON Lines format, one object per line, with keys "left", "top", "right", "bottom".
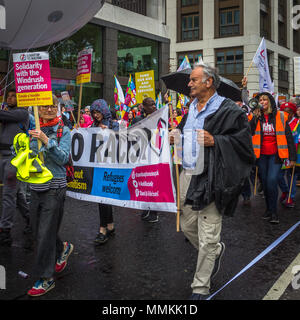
{"left": 27, "top": 94, "right": 73, "bottom": 297}
{"left": 249, "top": 93, "right": 296, "bottom": 224}
{"left": 0, "top": 88, "right": 31, "bottom": 246}
{"left": 171, "top": 63, "right": 255, "bottom": 300}
{"left": 90, "top": 99, "right": 119, "bottom": 245}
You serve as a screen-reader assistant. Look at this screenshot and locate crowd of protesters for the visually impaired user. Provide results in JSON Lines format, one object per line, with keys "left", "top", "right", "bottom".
{"left": 0, "top": 62, "right": 300, "bottom": 299}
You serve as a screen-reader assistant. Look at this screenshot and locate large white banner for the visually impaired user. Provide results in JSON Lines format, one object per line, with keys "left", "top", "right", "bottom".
{"left": 67, "top": 106, "right": 177, "bottom": 213}
{"left": 295, "top": 57, "right": 300, "bottom": 95}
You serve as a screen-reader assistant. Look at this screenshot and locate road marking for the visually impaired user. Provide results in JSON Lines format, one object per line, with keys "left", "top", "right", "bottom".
{"left": 263, "top": 253, "right": 300, "bottom": 300}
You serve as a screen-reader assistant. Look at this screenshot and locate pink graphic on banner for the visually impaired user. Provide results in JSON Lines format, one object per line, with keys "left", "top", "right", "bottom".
{"left": 127, "top": 163, "right": 175, "bottom": 203}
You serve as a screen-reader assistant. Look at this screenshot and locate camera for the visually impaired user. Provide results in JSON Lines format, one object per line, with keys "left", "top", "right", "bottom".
{"left": 248, "top": 98, "right": 263, "bottom": 112}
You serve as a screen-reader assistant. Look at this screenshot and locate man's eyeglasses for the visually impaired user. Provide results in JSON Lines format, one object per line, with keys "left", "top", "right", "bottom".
{"left": 40, "top": 105, "right": 58, "bottom": 111}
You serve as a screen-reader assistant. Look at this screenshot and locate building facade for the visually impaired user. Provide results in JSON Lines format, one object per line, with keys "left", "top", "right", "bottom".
{"left": 168, "top": 0, "right": 300, "bottom": 98}
{"left": 0, "top": 0, "right": 170, "bottom": 108}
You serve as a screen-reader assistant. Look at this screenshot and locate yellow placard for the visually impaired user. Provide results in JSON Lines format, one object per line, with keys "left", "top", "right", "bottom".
{"left": 135, "top": 70, "right": 156, "bottom": 103}
{"left": 76, "top": 73, "right": 91, "bottom": 85}
{"left": 16, "top": 91, "right": 53, "bottom": 107}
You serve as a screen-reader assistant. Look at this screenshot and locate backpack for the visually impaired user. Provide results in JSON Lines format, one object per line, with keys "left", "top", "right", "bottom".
{"left": 56, "top": 120, "right": 75, "bottom": 183}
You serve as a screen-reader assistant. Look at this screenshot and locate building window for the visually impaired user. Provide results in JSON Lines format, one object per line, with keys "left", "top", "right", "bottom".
{"left": 215, "top": 0, "right": 243, "bottom": 38}
{"left": 117, "top": 32, "right": 159, "bottom": 80}
{"left": 216, "top": 47, "right": 243, "bottom": 85}
{"left": 294, "top": 30, "right": 300, "bottom": 54}
{"left": 219, "top": 8, "right": 240, "bottom": 37}
{"left": 177, "top": 51, "right": 203, "bottom": 69}
{"left": 177, "top": 0, "right": 202, "bottom": 42}
{"left": 278, "top": 56, "right": 289, "bottom": 92}
{"left": 111, "top": 0, "right": 146, "bottom": 16}
{"left": 44, "top": 23, "right": 103, "bottom": 73}
{"left": 52, "top": 79, "right": 103, "bottom": 108}
{"left": 260, "top": 0, "right": 271, "bottom": 40}
{"left": 278, "top": 0, "right": 287, "bottom": 47}
{"left": 182, "top": 0, "right": 199, "bottom": 6}
{"left": 182, "top": 14, "right": 199, "bottom": 41}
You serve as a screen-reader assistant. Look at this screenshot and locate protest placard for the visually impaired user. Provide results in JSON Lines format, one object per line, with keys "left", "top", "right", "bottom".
{"left": 61, "top": 91, "right": 74, "bottom": 111}
{"left": 135, "top": 70, "right": 156, "bottom": 103}
{"left": 13, "top": 52, "right": 53, "bottom": 107}
{"left": 76, "top": 48, "right": 93, "bottom": 85}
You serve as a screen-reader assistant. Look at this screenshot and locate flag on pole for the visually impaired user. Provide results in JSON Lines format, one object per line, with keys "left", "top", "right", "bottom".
{"left": 197, "top": 55, "right": 204, "bottom": 65}
{"left": 177, "top": 55, "right": 191, "bottom": 72}
{"left": 252, "top": 38, "right": 274, "bottom": 93}
{"left": 121, "top": 75, "right": 137, "bottom": 120}
{"left": 156, "top": 92, "right": 163, "bottom": 110}
{"left": 124, "top": 75, "right": 136, "bottom": 107}
{"left": 114, "top": 75, "right": 125, "bottom": 110}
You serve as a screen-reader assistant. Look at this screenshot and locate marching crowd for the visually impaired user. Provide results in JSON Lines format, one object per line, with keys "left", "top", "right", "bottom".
{"left": 0, "top": 62, "right": 300, "bottom": 299}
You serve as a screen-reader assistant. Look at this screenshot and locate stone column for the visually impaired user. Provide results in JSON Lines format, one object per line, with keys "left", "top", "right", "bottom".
{"left": 103, "top": 27, "right": 118, "bottom": 107}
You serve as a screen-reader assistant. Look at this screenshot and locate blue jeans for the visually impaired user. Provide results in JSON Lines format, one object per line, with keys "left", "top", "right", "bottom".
{"left": 257, "top": 155, "right": 282, "bottom": 213}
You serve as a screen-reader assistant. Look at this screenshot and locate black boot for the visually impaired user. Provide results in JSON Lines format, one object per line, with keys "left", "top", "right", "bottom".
{"left": 262, "top": 210, "right": 271, "bottom": 220}
{"left": 269, "top": 212, "right": 279, "bottom": 224}
{"left": 0, "top": 228, "right": 12, "bottom": 246}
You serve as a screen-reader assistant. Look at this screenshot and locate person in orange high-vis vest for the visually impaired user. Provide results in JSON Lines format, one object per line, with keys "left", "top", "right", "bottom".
{"left": 249, "top": 92, "right": 296, "bottom": 224}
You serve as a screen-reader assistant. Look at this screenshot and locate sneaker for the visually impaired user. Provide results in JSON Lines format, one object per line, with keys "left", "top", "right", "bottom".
{"left": 106, "top": 228, "right": 115, "bottom": 237}
{"left": 284, "top": 198, "right": 295, "bottom": 208}
{"left": 280, "top": 192, "right": 288, "bottom": 203}
{"left": 142, "top": 211, "right": 159, "bottom": 223}
{"left": 211, "top": 242, "right": 225, "bottom": 279}
{"left": 189, "top": 293, "right": 210, "bottom": 300}
{"left": 269, "top": 212, "right": 279, "bottom": 224}
{"left": 27, "top": 278, "right": 55, "bottom": 297}
{"left": 55, "top": 242, "right": 74, "bottom": 273}
{"left": 0, "top": 228, "right": 12, "bottom": 246}
{"left": 262, "top": 210, "right": 271, "bottom": 220}
{"left": 94, "top": 232, "right": 108, "bottom": 245}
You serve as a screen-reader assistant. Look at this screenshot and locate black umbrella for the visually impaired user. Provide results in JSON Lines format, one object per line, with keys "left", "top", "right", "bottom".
{"left": 161, "top": 68, "right": 191, "bottom": 97}
{"left": 161, "top": 68, "right": 242, "bottom": 102}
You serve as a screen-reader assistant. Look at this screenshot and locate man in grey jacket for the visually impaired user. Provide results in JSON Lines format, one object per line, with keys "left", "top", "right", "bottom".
{"left": 0, "top": 89, "right": 30, "bottom": 246}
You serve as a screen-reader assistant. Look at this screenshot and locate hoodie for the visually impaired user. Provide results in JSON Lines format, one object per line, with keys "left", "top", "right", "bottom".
{"left": 0, "top": 106, "right": 29, "bottom": 156}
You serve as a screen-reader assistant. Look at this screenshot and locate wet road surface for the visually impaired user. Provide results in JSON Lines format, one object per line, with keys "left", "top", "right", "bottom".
{"left": 0, "top": 191, "right": 300, "bottom": 301}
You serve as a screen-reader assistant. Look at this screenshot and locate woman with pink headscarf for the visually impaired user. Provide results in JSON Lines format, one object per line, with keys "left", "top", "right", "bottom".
{"left": 79, "top": 113, "right": 93, "bottom": 128}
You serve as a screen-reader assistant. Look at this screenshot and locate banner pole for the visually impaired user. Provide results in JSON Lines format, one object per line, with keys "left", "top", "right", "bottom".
{"left": 245, "top": 60, "right": 254, "bottom": 78}
{"left": 254, "top": 166, "right": 258, "bottom": 196}
{"left": 169, "top": 103, "right": 181, "bottom": 232}
{"left": 288, "top": 166, "right": 296, "bottom": 203}
{"left": 77, "top": 83, "right": 83, "bottom": 126}
{"left": 33, "top": 105, "right": 44, "bottom": 163}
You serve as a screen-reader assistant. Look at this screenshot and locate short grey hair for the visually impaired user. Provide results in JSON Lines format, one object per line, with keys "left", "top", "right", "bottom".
{"left": 194, "top": 62, "right": 221, "bottom": 90}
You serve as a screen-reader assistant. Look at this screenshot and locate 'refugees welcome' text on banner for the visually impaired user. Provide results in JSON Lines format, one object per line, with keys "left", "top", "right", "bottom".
{"left": 67, "top": 106, "right": 177, "bottom": 213}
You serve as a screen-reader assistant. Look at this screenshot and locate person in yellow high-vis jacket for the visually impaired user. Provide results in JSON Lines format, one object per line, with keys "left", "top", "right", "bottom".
{"left": 249, "top": 92, "right": 296, "bottom": 224}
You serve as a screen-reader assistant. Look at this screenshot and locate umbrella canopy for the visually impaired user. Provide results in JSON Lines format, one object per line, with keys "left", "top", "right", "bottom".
{"left": 161, "top": 68, "right": 242, "bottom": 102}
{"left": 0, "top": 0, "right": 105, "bottom": 49}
